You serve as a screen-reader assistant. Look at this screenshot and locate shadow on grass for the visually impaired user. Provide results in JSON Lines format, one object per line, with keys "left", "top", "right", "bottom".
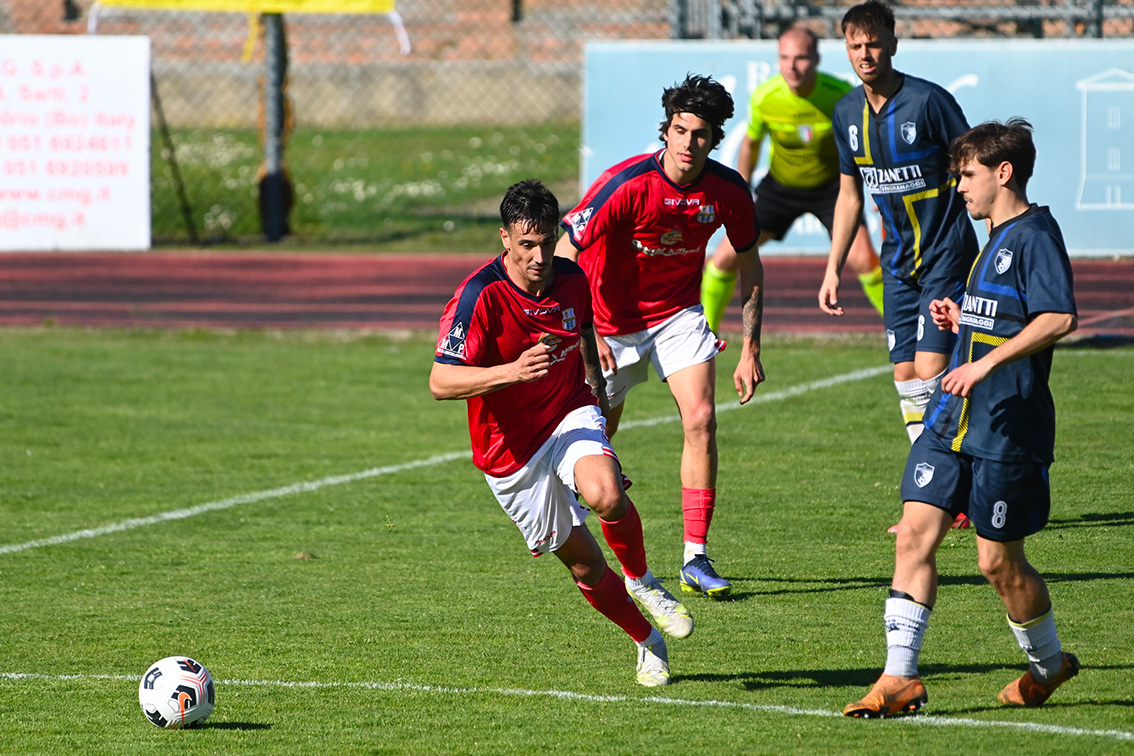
{"left": 730, "top": 568, "right": 1134, "bottom": 598}
{"left": 681, "top": 662, "right": 1013, "bottom": 689}
{"left": 199, "top": 721, "right": 272, "bottom": 731}
{"left": 682, "top": 660, "right": 1134, "bottom": 702}
{"left": 1047, "top": 510, "right": 1134, "bottom": 530}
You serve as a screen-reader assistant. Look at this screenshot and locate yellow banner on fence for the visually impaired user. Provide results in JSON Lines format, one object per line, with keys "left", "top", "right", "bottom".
{"left": 100, "top": 0, "right": 395, "bottom": 13}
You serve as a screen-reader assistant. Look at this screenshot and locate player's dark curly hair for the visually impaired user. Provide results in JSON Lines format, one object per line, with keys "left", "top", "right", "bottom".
{"left": 842, "top": 0, "right": 896, "bottom": 37}
{"left": 500, "top": 179, "right": 560, "bottom": 233}
{"left": 948, "top": 118, "right": 1036, "bottom": 191}
{"left": 658, "top": 73, "right": 734, "bottom": 149}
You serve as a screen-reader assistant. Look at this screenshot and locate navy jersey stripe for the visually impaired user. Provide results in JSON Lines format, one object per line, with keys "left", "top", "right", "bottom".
{"left": 435, "top": 257, "right": 508, "bottom": 366}
{"left": 562, "top": 154, "right": 658, "bottom": 243}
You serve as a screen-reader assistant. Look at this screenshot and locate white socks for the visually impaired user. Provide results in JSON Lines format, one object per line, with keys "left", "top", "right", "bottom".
{"left": 683, "top": 541, "right": 706, "bottom": 565}
{"left": 883, "top": 596, "right": 932, "bottom": 678}
{"left": 626, "top": 569, "right": 656, "bottom": 591}
{"left": 1009, "top": 608, "right": 1063, "bottom": 682}
{"left": 895, "top": 371, "right": 943, "bottom": 444}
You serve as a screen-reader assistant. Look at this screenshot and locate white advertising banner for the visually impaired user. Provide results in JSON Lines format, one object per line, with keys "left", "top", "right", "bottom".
{"left": 0, "top": 35, "right": 150, "bottom": 251}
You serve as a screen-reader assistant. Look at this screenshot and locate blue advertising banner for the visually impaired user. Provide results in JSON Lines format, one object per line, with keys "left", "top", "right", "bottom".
{"left": 583, "top": 40, "right": 1134, "bottom": 257}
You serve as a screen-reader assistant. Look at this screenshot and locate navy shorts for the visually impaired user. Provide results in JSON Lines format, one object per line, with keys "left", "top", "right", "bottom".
{"left": 900, "top": 432, "right": 1051, "bottom": 541}
{"left": 753, "top": 175, "right": 864, "bottom": 241}
{"left": 883, "top": 273, "right": 966, "bottom": 364}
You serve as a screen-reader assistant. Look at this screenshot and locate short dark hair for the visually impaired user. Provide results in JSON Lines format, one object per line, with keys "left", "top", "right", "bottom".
{"left": 842, "top": 0, "right": 896, "bottom": 37}
{"left": 658, "top": 73, "right": 734, "bottom": 150}
{"left": 948, "top": 118, "right": 1036, "bottom": 191}
{"left": 500, "top": 179, "right": 560, "bottom": 233}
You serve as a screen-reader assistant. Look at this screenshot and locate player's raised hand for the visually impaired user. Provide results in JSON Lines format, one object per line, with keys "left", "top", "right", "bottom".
{"left": 818, "top": 270, "right": 843, "bottom": 316}
{"left": 929, "top": 297, "right": 961, "bottom": 334}
{"left": 512, "top": 343, "right": 553, "bottom": 382}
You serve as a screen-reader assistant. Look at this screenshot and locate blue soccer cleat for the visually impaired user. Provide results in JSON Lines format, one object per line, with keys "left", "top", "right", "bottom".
{"left": 679, "top": 555, "right": 732, "bottom": 598}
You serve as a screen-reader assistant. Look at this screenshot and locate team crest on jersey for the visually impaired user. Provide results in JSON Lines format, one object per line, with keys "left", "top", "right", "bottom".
{"left": 660, "top": 229, "right": 684, "bottom": 245}
{"left": 901, "top": 121, "right": 917, "bottom": 144}
{"left": 995, "top": 248, "right": 1014, "bottom": 274}
{"left": 798, "top": 125, "right": 814, "bottom": 143}
{"left": 914, "top": 462, "right": 935, "bottom": 488}
{"left": 568, "top": 207, "right": 594, "bottom": 237}
{"left": 562, "top": 307, "right": 576, "bottom": 332}
{"left": 696, "top": 204, "right": 716, "bottom": 224}
{"left": 440, "top": 322, "right": 466, "bottom": 359}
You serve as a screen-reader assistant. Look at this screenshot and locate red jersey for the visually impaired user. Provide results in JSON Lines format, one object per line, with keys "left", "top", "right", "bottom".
{"left": 561, "top": 150, "right": 759, "bottom": 335}
{"left": 435, "top": 255, "right": 597, "bottom": 477}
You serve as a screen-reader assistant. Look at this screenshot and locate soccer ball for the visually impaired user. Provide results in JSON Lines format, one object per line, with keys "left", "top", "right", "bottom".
{"left": 138, "top": 656, "right": 215, "bottom": 729}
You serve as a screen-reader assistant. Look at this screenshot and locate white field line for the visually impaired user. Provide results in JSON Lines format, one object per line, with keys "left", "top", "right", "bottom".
{"left": 0, "top": 452, "right": 469, "bottom": 557}
{"left": 0, "top": 366, "right": 891, "bottom": 557}
{"left": 1, "top": 672, "right": 1130, "bottom": 743}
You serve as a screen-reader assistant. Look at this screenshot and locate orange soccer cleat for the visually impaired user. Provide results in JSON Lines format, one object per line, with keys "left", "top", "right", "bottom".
{"left": 843, "top": 674, "right": 928, "bottom": 718}
{"left": 998, "top": 652, "right": 1080, "bottom": 707}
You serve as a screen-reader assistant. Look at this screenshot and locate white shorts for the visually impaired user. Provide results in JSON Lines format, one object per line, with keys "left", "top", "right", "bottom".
{"left": 485, "top": 405, "right": 619, "bottom": 557}
{"left": 603, "top": 305, "right": 723, "bottom": 409}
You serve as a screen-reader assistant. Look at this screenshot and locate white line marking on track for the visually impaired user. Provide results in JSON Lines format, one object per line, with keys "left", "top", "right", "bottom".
{"left": 1, "top": 367, "right": 891, "bottom": 557}
{"left": 2, "top": 672, "right": 1130, "bottom": 742}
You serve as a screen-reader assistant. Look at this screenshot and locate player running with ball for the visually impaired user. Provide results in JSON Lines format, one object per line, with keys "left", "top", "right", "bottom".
{"left": 431, "top": 179, "right": 693, "bottom": 687}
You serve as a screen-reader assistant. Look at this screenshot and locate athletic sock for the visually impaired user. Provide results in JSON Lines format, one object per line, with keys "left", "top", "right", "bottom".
{"left": 858, "top": 265, "right": 885, "bottom": 316}
{"left": 883, "top": 594, "right": 932, "bottom": 678}
{"left": 636, "top": 626, "right": 665, "bottom": 651}
{"left": 576, "top": 566, "right": 653, "bottom": 644}
{"left": 1008, "top": 607, "right": 1064, "bottom": 682}
{"left": 681, "top": 487, "right": 715, "bottom": 547}
{"left": 600, "top": 500, "right": 648, "bottom": 580}
{"left": 683, "top": 541, "right": 707, "bottom": 565}
{"left": 895, "top": 375, "right": 937, "bottom": 443}
{"left": 701, "top": 263, "right": 737, "bottom": 333}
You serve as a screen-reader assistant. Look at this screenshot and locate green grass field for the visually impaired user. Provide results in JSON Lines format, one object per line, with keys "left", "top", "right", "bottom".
{"left": 1, "top": 329, "right": 1131, "bottom": 755}
{"left": 152, "top": 125, "right": 580, "bottom": 250}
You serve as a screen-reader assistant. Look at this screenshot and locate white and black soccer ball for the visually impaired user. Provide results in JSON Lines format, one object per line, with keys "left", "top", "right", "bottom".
{"left": 138, "top": 656, "right": 215, "bottom": 729}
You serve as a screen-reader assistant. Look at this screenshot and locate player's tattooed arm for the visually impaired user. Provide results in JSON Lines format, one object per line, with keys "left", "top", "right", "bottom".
{"left": 580, "top": 323, "right": 611, "bottom": 415}
{"left": 580, "top": 323, "right": 606, "bottom": 390}
{"left": 733, "top": 250, "right": 766, "bottom": 404}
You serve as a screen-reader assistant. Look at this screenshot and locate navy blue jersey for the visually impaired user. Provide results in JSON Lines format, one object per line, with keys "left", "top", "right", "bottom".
{"left": 833, "top": 74, "right": 978, "bottom": 285}
{"left": 922, "top": 206, "right": 1077, "bottom": 464}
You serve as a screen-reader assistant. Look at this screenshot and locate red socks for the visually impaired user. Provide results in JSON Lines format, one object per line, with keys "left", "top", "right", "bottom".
{"left": 576, "top": 566, "right": 652, "bottom": 643}
{"left": 682, "top": 487, "right": 716, "bottom": 544}
{"left": 599, "top": 500, "right": 648, "bottom": 579}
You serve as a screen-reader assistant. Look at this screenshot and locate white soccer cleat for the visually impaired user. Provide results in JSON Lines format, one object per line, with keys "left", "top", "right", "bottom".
{"left": 636, "top": 632, "right": 671, "bottom": 687}
{"left": 625, "top": 575, "right": 694, "bottom": 639}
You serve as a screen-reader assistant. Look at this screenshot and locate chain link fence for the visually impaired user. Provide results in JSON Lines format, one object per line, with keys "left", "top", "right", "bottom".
{"left": 3, "top": 0, "right": 1133, "bottom": 247}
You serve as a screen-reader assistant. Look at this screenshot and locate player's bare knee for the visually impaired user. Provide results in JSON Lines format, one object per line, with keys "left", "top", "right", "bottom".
{"left": 894, "top": 521, "right": 939, "bottom": 565}
{"left": 581, "top": 482, "right": 627, "bottom": 521}
{"left": 680, "top": 401, "right": 717, "bottom": 440}
{"left": 978, "top": 551, "right": 1027, "bottom": 593}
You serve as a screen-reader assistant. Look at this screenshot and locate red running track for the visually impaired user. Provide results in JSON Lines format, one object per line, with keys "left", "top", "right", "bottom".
{"left": 0, "top": 252, "right": 1131, "bottom": 337}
